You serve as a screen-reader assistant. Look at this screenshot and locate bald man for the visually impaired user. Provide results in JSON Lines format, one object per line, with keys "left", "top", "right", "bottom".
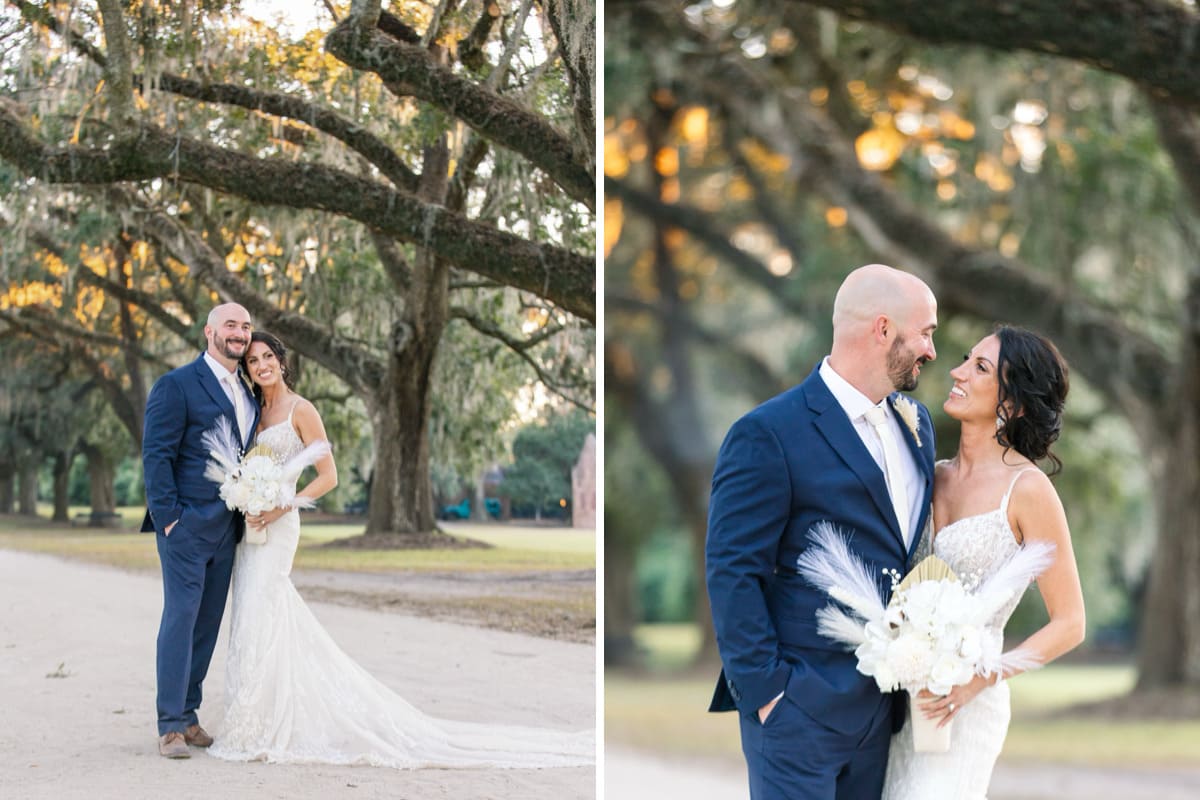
{"left": 141, "top": 303, "right": 260, "bottom": 758}
{"left": 706, "top": 265, "right": 938, "bottom": 799}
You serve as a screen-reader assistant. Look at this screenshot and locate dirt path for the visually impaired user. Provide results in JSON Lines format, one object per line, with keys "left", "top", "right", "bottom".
{"left": 291, "top": 567, "right": 595, "bottom": 643}
{"left": 0, "top": 549, "right": 595, "bottom": 800}
{"left": 604, "top": 747, "right": 1200, "bottom": 800}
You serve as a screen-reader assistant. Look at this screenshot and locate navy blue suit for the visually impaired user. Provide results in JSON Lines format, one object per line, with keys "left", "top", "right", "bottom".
{"left": 141, "top": 353, "right": 258, "bottom": 736}
{"left": 706, "top": 363, "right": 934, "bottom": 800}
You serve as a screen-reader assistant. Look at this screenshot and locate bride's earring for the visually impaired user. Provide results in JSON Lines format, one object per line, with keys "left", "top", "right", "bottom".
{"left": 995, "top": 415, "right": 1005, "bottom": 431}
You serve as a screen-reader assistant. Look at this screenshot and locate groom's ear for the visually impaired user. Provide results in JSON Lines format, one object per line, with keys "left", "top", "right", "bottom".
{"left": 872, "top": 314, "right": 891, "bottom": 343}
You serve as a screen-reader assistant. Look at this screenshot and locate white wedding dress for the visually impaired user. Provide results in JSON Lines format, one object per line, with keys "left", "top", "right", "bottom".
{"left": 882, "top": 468, "right": 1039, "bottom": 800}
{"left": 208, "top": 414, "right": 593, "bottom": 769}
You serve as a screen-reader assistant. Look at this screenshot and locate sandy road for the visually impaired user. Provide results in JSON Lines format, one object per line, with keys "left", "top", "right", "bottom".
{"left": 604, "top": 747, "right": 1200, "bottom": 800}
{"left": 0, "top": 549, "right": 595, "bottom": 800}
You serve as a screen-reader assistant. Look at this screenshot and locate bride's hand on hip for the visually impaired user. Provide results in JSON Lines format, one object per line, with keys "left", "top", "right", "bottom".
{"left": 918, "top": 673, "right": 997, "bottom": 727}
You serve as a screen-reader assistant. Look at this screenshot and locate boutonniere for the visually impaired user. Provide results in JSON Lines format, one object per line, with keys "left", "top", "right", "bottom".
{"left": 893, "top": 396, "right": 922, "bottom": 447}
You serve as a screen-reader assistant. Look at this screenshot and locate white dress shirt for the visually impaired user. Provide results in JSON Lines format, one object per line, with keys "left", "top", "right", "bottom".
{"left": 818, "top": 357, "right": 923, "bottom": 545}
{"left": 204, "top": 352, "right": 250, "bottom": 445}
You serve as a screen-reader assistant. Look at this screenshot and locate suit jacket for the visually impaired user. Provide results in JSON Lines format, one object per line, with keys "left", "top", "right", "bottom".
{"left": 705, "top": 362, "right": 934, "bottom": 736}
{"left": 140, "top": 353, "right": 260, "bottom": 542}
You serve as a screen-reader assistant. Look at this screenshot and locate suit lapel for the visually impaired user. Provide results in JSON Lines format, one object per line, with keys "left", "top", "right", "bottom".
{"left": 237, "top": 372, "right": 259, "bottom": 447}
{"left": 804, "top": 373, "right": 902, "bottom": 545}
{"left": 890, "top": 394, "right": 934, "bottom": 563}
{"left": 192, "top": 355, "right": 241, "bottom": 445}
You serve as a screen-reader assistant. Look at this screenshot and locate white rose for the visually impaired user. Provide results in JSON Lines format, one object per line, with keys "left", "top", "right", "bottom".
{"left": 927, "top": 654, "right": 969, "bottom": 695}
{"left": 958, "top": 626, "right": 983, "bottom": 662}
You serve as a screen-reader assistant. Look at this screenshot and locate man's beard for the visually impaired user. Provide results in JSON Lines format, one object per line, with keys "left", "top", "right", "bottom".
{"left": 214, "top": 332, "right": 247, "bottom": 360}
{"left": 887, "top": 335, "right": 924, "bottom": 392}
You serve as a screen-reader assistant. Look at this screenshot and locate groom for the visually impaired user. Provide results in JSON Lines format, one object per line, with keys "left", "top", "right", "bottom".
{"left": 141, "top": 302, "right": 258, "bottom": 758}
{"left": 706, "top": 265, "right": 938, "bottom": 798}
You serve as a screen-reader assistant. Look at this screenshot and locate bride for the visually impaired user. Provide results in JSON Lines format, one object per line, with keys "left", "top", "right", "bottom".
{"left": 883, "top": 325, "right": 1085, "bottom": 798}
{"left": 207, "top": 331, "right": 593, "bottom": 769}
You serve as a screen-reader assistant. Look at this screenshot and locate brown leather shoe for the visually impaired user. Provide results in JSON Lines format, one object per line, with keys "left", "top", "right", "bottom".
{"left": 184, "top": 723, "right": 213, "bottom": 748}
{"left": 159, "top": 731, "right": 190, "bottom": 759}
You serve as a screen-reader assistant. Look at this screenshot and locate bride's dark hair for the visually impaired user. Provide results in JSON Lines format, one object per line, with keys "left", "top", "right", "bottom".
{"left": 994, "top": 325, "right": 1069, "bottom": 476}
{"left": 241, "top": 331, "right": 297, "bottom": 403}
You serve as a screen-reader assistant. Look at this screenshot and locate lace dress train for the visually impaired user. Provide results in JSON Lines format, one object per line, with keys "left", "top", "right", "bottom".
{"left": 207, "top": 416, "right": 593, "bottom": 769}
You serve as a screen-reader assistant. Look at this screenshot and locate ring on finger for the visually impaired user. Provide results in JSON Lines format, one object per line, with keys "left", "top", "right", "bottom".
{"left": 949, "top": 702, "right": 956, "bottom": 712}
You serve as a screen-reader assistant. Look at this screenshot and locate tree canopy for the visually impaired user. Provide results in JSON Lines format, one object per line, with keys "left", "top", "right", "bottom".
{"left": 1, "top": 0, "right": 596, "bottom": 538}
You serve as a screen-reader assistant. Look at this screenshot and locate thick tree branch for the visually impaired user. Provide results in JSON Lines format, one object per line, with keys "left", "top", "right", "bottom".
{"left": 72, "top": 344, "right": 144, "bottom": 448}
{"left": 95, "top": 0, "right": 134, "bottom": 125}
{"left": 369, "top": 230, "right": 412, "bottom": 290}
{"left": 377, "top": 10, "right": 422, "bottom": 44}
{"left": 0, "top": 306, "right": 171, "bottom": 368}
{"left": 325, "top": 17, "right": 594, "bottom": 209}
{"left": 449, "top": 306, "right": 593, "bottom": 411}
{"left": 606, "top": 175, "right": 818, "bottom": 317}
{"left": 347, "top": 0, "right": 383, "bottom": 29}
{"left": 127, "top": 205, "right": 390, "bottom": 396}
{"left": 27, "top": 230, "right": 195, "bottom": 341}
{"left": 146, "top": 74, "right": 420, "bottom": 192}
{"left": 608, "top": 292, "right": 787, "bottom": 400}
{"left": 786, "top": 103, "right": 1173, "bottom": 430}
{"left": 801, "top": 0, "right": 1200, "bottom": 110}
{"left": 1150, "top": 101, "right": 1200, "bottom": 214}
{"left": 0, "top": 105, "right": 594, "bottom": 321}
{"left": 485, "top": 0, "right": 534, "bottom": 91}
{"left": 545, "top": 0, "right": 596, "bottom": 167}
{"left": 12, "top": 1, "right": 420, "bottom": 192}
{"left": 10, "top": 0, "right": 106, "bottom": 64}
{"left": 460, "top": 1, "right": 501, "bottom": 71}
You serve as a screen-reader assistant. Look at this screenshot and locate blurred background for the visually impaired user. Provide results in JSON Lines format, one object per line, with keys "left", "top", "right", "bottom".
{"left": 604, "top": 0, "right": 1200, "bottom": 796}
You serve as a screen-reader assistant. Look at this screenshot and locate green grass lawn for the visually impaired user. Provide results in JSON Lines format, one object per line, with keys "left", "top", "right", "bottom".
{"left": 0, "top": 507, "right": 595, "bottom": 574}
{"left": 607, "top": 623, "right": 1200, "bottom": 768}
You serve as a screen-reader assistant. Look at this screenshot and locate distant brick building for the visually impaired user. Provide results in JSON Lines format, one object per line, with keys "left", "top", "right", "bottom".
{"left": 571, "top": 433, "right": 596, "bottom": 529}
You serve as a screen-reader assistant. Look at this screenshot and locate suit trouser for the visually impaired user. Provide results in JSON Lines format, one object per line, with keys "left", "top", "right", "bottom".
{"left": 154, "top": 519, "right": 237, "bottom": 735}
{"left": 739, "top": 693, "right": 892, "bottom": 800}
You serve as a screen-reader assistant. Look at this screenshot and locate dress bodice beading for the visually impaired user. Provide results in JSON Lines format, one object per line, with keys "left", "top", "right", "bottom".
{"left": 931, "top": 467, "right": 1038, "bottom": 632}
{"left": 254, "top": 401, "right": 306, "bottom": 466}
{"left": 935, "top": 514, "right": 1021, "bottom": 631}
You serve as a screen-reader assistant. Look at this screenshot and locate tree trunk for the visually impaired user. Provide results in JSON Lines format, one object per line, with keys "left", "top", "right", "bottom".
{"left": 52, "top": 450, "right": 72, "bottom": 523}
{"left": 604, "top": 515, "right": 641, "bottom": 667}
{"left": 472, "top": 478, "right": 488, "bottom": 522}
{"left": 17, "top": 459, "right": 38, "bottom": 516}
{"left": 1136, "top": 284, "right": 1200, "bottom": 687}
{"left": 80, "top": 444, "right": 117, "bottom": 514}
{"left": 363, "top": 140, "right": 452, "bottom": 538}
{"left": 364, "top": 296, "right": 449, "bottom": 536}
{"left": 0, "top": 464, "right": 13, "bottom": 513}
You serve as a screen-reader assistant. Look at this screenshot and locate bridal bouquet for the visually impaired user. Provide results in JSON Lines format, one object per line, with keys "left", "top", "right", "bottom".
{"left": 202, "top": 417, "right": 330, "bottom": 543}
{"left": 796, "top": 522, "right": 1053, "bottom": 750}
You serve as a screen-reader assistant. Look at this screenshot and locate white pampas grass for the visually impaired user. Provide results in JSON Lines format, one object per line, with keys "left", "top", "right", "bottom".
{"left": 815, "top": 606, "right": 871, "bottom": 648}
{"left": 278, "top": 440, "right": 332, "bottom": 509}
{"left": 201, "top": 416, "right": 242, "bottom": 484}
{"left": 795, "top": 521, "right": 887, "bottom": 623}
{"left": 997, "top": 646, "right": 1045, "bottom": 677}
{"left": 972, "top": 540, "right": 1056, "bottom": 619}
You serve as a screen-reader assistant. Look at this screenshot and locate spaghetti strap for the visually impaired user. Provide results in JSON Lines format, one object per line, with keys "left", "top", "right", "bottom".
{"left": 286, "top": 397, "right": 301, "bottom": 426}
{"left": 999, "top": 468, "right": 1039, "bottom": 515}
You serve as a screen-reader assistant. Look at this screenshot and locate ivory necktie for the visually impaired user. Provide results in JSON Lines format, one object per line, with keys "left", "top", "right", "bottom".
{"left": 864, "top": 404, "right": 910, "bottom": 544}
